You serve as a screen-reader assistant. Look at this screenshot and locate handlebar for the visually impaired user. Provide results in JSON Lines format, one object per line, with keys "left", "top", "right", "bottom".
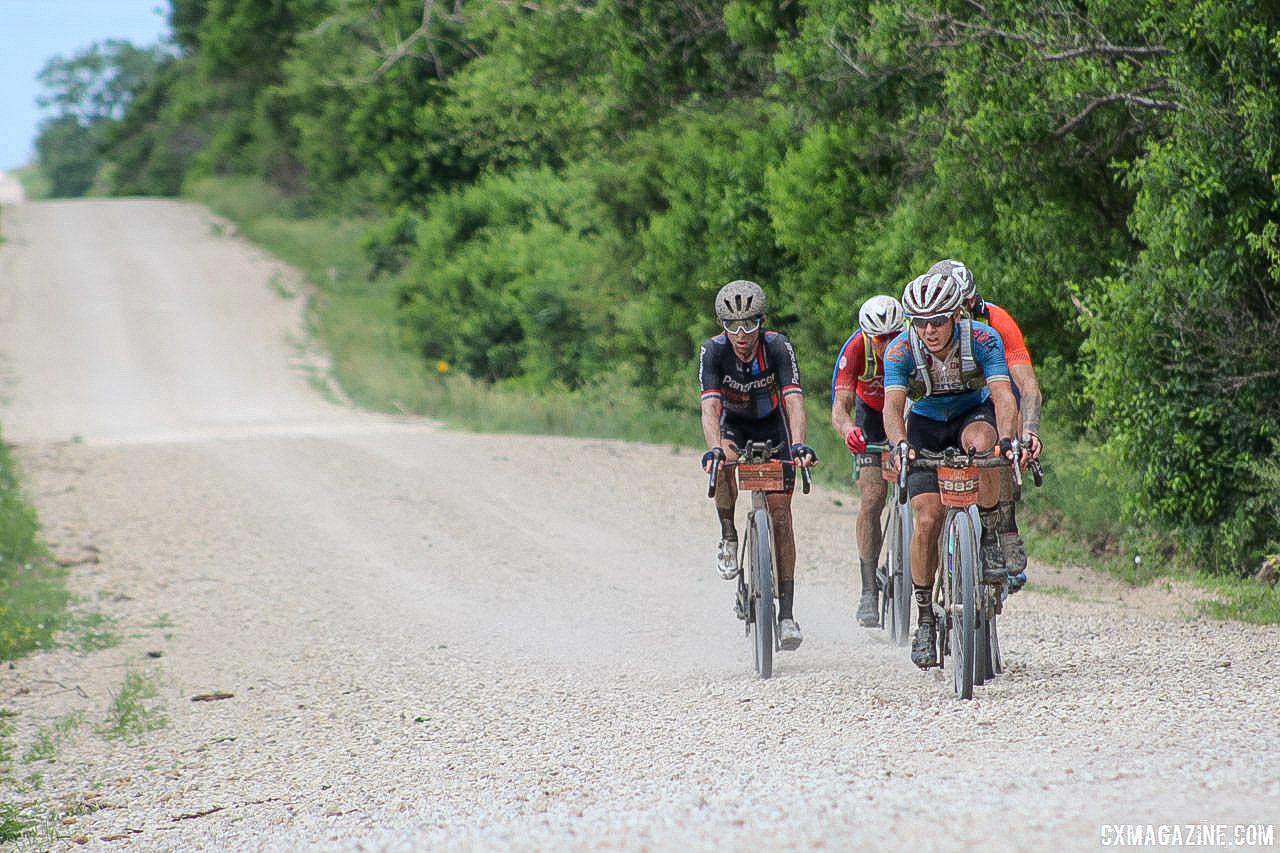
{"left": 894, "top": 440, "right": 1041, "bottom": 505}
{"left": 706, "top": 441, "right": 813, "bottom": 498}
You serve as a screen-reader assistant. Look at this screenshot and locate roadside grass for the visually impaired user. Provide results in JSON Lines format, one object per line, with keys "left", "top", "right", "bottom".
{"left": 1195, "top": 575, "right": 1280, "bottom": 624}
{"left": 184, "top": 175, "right": 1280, "bottom": 624}
{"left": 1023, "top": 584, "right": 1085, "bottom": 603}
{"left": 0, "top": 425, "right": 74, "bottom": 845}
{"left": 97, "top": 670, "right": 167, "bottom": 741}
{"left": 0, "top": 710, "right": 33, "bottom": 844}
{"left": 0, "top": 433, "right": 70, "bottom": 661}
{"left": 67, "top": 611, "right": 118, "bottom": 654}
{"left": 22, "top": 712, "right": 84, "bottom": 764}
{"left": 0, "top": 803, "right": 31, "bottom": 844}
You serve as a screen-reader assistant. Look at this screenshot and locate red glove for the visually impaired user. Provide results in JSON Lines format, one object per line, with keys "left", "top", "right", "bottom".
{"left": 844, "top": 427, "right": 866, "bottom": 454}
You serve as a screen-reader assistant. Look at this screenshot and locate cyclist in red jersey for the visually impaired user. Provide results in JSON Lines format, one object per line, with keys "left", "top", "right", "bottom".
{"left": 830, "top": 295, "right": 906, "bottom": 626}
{"left": 928, "top": 259, "right": 1043, "bottom": 591}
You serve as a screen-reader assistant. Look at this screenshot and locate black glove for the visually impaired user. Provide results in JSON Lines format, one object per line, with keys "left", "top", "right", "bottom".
{"left": 790, "top": 443, "right": 817, "bottom": 464}
{"left": 998, "top": 437, "right": 1016, "bottom": 459}
{"left": 701, "top": 447, "right": 725, "bottom": 470}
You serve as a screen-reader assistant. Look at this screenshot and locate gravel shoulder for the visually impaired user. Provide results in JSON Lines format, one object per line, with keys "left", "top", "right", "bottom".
{"left": 0, "top": 199, "right": 1277, "bottom": 851}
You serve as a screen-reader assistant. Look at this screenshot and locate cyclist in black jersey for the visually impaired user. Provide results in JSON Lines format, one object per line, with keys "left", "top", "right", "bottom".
{"left": 698, "top": 280, "right": 817, "bottom": 651}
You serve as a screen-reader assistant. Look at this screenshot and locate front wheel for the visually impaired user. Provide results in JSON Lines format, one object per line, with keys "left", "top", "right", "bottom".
{"left": 747, "top": 508, "right": 775, "bottom": 679}
{"left": 946, "top": 510, "right": 978, "bottom": 699}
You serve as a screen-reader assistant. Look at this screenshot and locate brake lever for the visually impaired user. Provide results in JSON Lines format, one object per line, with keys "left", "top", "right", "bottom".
{"left": 895, "top": 443, "right": 910, "bottom": 505}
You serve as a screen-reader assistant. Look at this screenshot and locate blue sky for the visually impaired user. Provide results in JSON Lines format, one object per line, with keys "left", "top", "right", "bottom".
{"left": 1, "top": 1, "right": 171, "bottom": 170}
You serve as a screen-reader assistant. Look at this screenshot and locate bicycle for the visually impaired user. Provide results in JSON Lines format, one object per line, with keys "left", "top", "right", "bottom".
{"left": 895, "top": 442, "right": 1041, "bottom": 699}
{"left": 857, "top": 442, "right": 912, "bottom": 645}
{"left": 707, "top": 441, "right": 812, "bottom": 679}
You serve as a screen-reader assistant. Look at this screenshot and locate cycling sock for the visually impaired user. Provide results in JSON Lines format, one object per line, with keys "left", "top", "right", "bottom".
{"left": 996, "top": 500, "right": 1018, "bottom": 534}
{"left": 778, "top": 580, "right": 794, "bottom": 620}
{"left": 859, "top": 558, "right": 877, "bottom": 594}
{"left": 978, "top": 504, "right": 1000, "bottom": 542}
{"left": 914, "top": 584, "right": 932, "bottom": 624}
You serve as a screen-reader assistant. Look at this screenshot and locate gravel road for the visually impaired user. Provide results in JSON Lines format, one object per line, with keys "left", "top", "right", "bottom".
{"left": 0, "top": 199, "right": 1276, "bottom": 851}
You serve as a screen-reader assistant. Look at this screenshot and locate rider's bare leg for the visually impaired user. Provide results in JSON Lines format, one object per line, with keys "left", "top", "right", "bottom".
{"left": 962, "top": 421, "right": 1007, "bottom": 581}
{"left": 857, "top": 472, "right": 887, "bottom": 564}
{"left": 996, "top": 458, "right": 1027, "bottom": 578}
{"left": 711, "top": 440, "right": 740, "bottom": 578}
{"left": 765, "top": 490, "right": 796, "bottom": 618}
{"left": 713, "top": 441, "right": 739, "bottom": 539}
{"left": 856, "top": 469, "right": 887, "bottom": 625}
{"left": 910, "top": 492, "right": 943, "bottom": 594}
{"left": 909, "top": 491, "right": 944, "bottom": 667}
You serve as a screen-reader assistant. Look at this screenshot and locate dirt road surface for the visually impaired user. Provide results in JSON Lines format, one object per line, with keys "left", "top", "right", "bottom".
{"left": 0, "top": 199, "right": 1276, "bottom": 850}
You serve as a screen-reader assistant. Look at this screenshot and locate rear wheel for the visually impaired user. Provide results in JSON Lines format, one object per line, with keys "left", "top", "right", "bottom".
{"left": 946, "top": 511, "right": 977, "bottom": 699}
{"left": 748, "top": 508, "right": 775, "bottom": 679}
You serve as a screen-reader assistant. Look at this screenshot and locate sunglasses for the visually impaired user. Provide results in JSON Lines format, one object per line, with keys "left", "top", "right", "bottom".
{"left": 910, "top": 314, "right": 952, "bottom": 330}
{"left": 722, "top": 317, "right": 763, "bottom": 336}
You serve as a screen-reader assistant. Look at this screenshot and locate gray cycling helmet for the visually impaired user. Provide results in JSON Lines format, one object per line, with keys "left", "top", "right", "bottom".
{"left": 715, "top": 279, "right": 767, "bottom": 322}
{"left": 902, "top": 271, "right": 962, "bottom": 317}
{"left": 928, "top": 259, "right": 975, "bottom": 301}
{"left": 858, "top": 294, "right": 906, "bottom": 336}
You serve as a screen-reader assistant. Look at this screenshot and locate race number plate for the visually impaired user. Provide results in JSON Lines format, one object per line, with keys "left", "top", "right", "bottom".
{"left": 880, "top": 450, "right": 896, "bottom": 482}
{"left": 737, "top": 461, "right": 786, "bottom": 492}
{"left": 938, "top": 465, "right": 980, "bottom": 507}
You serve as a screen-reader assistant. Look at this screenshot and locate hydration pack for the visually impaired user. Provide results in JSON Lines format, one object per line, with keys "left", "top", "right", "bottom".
{"left": 907, "top": 319, "right": 985, "bottom": 398}
{"left": 858, "top": 331, "right": 880, "bottom": 382}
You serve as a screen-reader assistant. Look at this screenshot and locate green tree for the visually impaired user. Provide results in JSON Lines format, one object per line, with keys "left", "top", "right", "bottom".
{"left": 34, "top": 116, "right": 100, "bottom": 197}
{"left": 34, "top": 40, "right": 168, "bottom": 197}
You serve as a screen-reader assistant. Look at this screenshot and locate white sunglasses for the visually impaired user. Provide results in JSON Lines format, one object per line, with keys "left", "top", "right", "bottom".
{"left": 722, "top": 317, "right": 763, "bottom": 336}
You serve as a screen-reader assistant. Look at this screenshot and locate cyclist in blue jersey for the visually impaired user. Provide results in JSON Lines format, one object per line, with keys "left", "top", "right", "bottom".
{"left": 882, "top": 271, "right": 1024, "bottom": 668}
{"left": 699, "top": 280, "right": 817, "bottom": 651}
{"left": 929, "top": 259, "right": 1044, "bottom": 592}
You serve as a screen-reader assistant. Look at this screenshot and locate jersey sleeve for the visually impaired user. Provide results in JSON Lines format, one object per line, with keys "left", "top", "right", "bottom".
{"left": 882, "top": 332, "right": 913, "bottom": 393}
{"left": 698, "top": 340, "right": 722, "bottom": 403}
{"left": 770, "top": 333, "right": 804, "bottom": 398}
{"left": 986, "top": 305, "right": 1032, "bottom": 367}
{"left": 971, "top": 323, "right": 1011, "bottom": 383}
{"left": 831, "top": 331, "right": 864, "bottom": 394}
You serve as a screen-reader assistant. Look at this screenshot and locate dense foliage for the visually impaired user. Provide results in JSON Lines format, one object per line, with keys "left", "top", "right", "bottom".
{"left": 32, "top": 39, "right": 168, "bottom": 197}
{"left": 40, "top": 0, "right": 1280, "bottom": 571}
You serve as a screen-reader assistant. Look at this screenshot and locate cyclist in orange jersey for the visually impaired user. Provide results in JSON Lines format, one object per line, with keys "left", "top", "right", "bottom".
{"left": 927, "top": 260, "right": 1042, "bottom": 592}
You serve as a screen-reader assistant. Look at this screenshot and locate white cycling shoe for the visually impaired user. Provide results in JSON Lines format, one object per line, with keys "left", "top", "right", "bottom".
{"left": 777, "top": 617, "right": 803, "bottom": 650}
{"left": 716, "top": 538, "right": 739, "bottom": 580}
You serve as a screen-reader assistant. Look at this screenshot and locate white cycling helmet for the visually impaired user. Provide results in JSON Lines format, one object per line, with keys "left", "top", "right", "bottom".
{"left": 715, "top": 279, "right": 767, "bottom": 322}
{"left": 902, "top": 271, "right": 962, "bottom": 317}
{"left": 928, "top": 258, "right": 975, "bottom": 301}
{"left": 858, "top": 294, "right": 906, "bottom": 336}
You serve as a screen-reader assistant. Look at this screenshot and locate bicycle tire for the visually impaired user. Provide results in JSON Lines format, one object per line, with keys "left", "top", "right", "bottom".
{"left": 749, "top": 508, "right": 775, "bottom": 679}
{"left": 974, "top": 613, "right": 992, "bottom": 685}
{"left": 892, "top": 498, "right": 913, "bottom": 646}
{"left": 946, "top": 511, "right": 977, "bottom": 699}
{"left": 990, "top": 613, "right": 1003, "bottom": 675}
{"left": 885, "top": 504, "right": 896, "bottom": 630}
